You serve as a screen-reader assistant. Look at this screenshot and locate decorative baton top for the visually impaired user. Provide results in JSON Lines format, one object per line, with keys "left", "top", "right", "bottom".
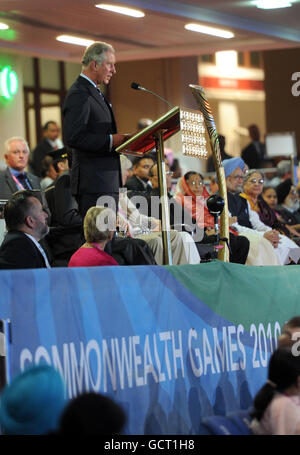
{"left": 189, "top": 84, "right": 222, "bottom": 168}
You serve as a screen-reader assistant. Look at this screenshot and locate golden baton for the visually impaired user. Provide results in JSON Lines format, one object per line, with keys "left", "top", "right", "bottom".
{"left": 189, "top": 84, "right": 229, "bottom": 262}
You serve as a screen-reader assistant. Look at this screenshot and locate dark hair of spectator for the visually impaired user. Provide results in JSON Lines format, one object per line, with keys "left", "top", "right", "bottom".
{"left": 4, "top": 190, "right": 38, "bottom": 231}
{"left": 132, "top": 156, "right": 154, "bottom": 167}
{"left": 184, "top": 171, "right": 204, "bottom": 181}
{"left": 43, "top": 121, "right": 57, "bottom": 131}
{"left": 251, "top": 347, "right": 300, "bottom": 421}
{"left": 57, "top": 392, "right": 126, "bottom": 435}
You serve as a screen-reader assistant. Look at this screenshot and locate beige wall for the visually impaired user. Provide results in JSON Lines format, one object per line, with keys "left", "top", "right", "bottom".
{"left": 263, "top": 48, "right": 300, "bottom": 157}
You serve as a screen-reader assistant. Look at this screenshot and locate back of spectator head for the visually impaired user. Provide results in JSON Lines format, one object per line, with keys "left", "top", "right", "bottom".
{"left": 57, "top": 392, "right": 126, "bottom": 435}
{"left": 0, "top": 364, "right": 66, "bottom": 435}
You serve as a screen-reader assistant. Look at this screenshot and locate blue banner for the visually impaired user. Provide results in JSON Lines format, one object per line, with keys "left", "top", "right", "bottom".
{"left": 0, "top": 262, "right": 295, "bottom": 434}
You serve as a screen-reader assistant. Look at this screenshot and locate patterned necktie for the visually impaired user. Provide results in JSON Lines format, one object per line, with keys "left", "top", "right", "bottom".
{"left": 17, "top": 173, "right": 31, "bottom": 190}
{"left": 96, "top": 87, "right": 105, "bottom": 99}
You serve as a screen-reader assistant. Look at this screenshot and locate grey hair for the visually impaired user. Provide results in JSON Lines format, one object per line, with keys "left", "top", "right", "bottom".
{"left": 243, "top": 168, "right": 264, "bottom": 184}
{"left": 4, "top": 137, "right": 30, "bottom": 155}
{"left": 81, "top": 41, "right": 115, "bottom": 67}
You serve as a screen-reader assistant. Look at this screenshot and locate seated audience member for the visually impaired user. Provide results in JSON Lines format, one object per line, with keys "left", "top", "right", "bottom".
{"left": 0, "top": 190, "right": 50, "bottom": 269}
{"left": 174, "top": 171, "right": 250, "bottom": 264}
{"left": 125, "top": 156, "right": 154, "bottom": 192}
{"left": 0, "top": 365, "right": 66, "bottom": 435}
{"left": 240, "top": 169, "right": 300, "bottom": 264}
{"left": 250, "top": 347, "right": 300, "bottom": 435}
{"left": 262, "top": 186, "right": 300, "bottom": 239}
{"left": 268, "top": 159, "right": 292, "bottom": 188}
{"left": 68, "top": 206, "right": 119, "bottom": 267}
{"left": 170, "top": 158, "right": 182, "bottom": 180}
{"left": 223, "top": 157, "right": 294, "bottom": 266}
{"left": 44, "top": 148, "right": 70, "bottom": 220}
{"left": 276, "top": 178, "right": 300, "bottom": 227}
{"left": 40, "top": 155, "right": 57, "bottom": 190}
{"left": 29, "top": 120, "right": 62, "bottom": 177}
{"left": 57, "top": 392, "right": 126, "bottom": 435}
{"left": 120, "top": 156, "right": 200, "bottom": 265}
{"left": 0, "top": 137, "right": 44, "bottom": 198}
{"left": 44, "top": 148, "right": 83, "bottom": 267}
{"left": 278, "top": 316, "right": 300, "bottom": 347}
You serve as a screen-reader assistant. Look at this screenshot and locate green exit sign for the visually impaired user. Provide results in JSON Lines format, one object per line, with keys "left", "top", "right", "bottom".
{"left": 0, "top": 66, "right": 18, "bottom": 100}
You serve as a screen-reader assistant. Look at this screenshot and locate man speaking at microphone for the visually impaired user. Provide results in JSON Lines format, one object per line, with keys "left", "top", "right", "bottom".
{"left": 62, "top": 41, "right": 128, "bottom": 219}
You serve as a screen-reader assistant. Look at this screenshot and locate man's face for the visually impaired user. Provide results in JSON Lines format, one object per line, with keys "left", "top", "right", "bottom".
{"left": 133, "top": 158, "right": 154, "bottom": 180}
{"left": 29, "top": 197, "right": 49, "bottom": 240}
{"left": 95, "top": 51, "right": 116, "bottom": 85}
{"left": 149, "top": 164, "right": 172, "bottom": 191}
{"left": 226, "top": 167, "right": 244, "bottom": 193}
{"left": 5, "top": 140, "right": 29, "bottom": 172}
{"left": 45, "top": 123, "right": 60, "bottom": 141}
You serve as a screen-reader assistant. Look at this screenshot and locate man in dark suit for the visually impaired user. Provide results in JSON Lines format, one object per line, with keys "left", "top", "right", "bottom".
{"left": 62, "top": 41, "right": 128, "bottom": 219}
{"left": 241, "top": 124, "right": 266, "bottom": 169}
{"left": 0, "top": 137, "right": 42, "bottom": 199}
{"left": 0, "top": 190, "right": 50, "bottom": 269}
{"left": 29, "top": 121, "right": 62, "bottom": 177}
{"left": 125, "top": 156, "right": 155, "bottom": 192}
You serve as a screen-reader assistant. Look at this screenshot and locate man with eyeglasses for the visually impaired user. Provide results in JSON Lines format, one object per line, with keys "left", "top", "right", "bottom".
{"left": 63, "top": 41, "right": 128, "bottom": 219}
{"left": 223, "top": 157, "right": 284, "bottom": 265}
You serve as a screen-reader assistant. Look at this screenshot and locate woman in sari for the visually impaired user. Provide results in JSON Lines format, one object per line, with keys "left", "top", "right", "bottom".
{"left": 175, "top": 171, "right": 250, "bottom": 264}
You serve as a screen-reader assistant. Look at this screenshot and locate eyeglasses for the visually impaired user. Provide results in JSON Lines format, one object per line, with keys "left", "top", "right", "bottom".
{"left": 231, "top": 174, "right": 244, "bottom": 180}
{"left": 166, "top": 171, "right": 173, "bottom": 176}
{"left": 189, "top": 180, "right": 203, "bottom": 186}
{"left": 249, "top": 178, "right": 264, "bottom": 184}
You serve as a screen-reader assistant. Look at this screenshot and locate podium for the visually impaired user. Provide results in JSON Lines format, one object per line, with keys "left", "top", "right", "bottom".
{"left": 116, "top": 106, "right": 208, "bottom": 265}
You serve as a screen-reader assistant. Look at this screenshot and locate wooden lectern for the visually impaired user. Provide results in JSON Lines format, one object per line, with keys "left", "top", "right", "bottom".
{"left": 116, "top": 105, "right": 208, "bottom": 265}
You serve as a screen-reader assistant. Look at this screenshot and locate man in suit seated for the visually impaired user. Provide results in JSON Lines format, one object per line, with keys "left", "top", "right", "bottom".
{"left": 0, "top": 190, "right": 51, "bottom": 269}
{"left": 125, "top": 156, "right": 154, "bottom": 192}
{"left": 0, "top": 137, "right": 43, "bottom": 197}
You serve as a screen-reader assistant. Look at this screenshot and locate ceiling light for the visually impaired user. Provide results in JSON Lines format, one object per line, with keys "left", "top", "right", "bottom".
{"left": 253, "top": 0, "right": 293, "bottom": 8}
{"left": 185, "top": 23, "right": 234, "bottom": 39}
{"left": 95, "top": 3, "right": 145, "bottom": 17}
{"left": 56, "top": 35, "right": 94, "bottom": 47}
{"left": 0, "top": 23, "right": 9, "bottom": 30}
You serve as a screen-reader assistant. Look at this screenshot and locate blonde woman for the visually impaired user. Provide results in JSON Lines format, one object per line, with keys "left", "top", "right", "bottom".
{"left": 68, "top": 206, "right": 118, "bottom": 267}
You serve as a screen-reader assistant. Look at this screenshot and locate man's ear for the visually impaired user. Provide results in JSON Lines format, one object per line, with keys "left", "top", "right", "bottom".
{"left": 24, "top": 214, "right": 35, "bottom": 229}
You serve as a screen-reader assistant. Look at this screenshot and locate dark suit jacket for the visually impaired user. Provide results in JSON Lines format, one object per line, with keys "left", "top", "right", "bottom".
{"left": 0, "top": 167, "right": 41, "bottom": 200}
{"left": 29, "top": 138, "right": 54, "bottom": 177}
{"left": 0, "top": 230, "right": 48, "bottom": 269}
{"left": 125, "top": 175, "right": 148, "bottom": 192}
{"left": 62, "top": 76, "right": 121, "bottom": 196}
{"left": 45, "top": 171, "right": 83, "bottom": 264}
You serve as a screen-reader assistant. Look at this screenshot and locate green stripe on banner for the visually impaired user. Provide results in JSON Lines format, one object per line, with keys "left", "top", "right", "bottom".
{"left": 165, "top": 260, "right": 300, "bottom": 331}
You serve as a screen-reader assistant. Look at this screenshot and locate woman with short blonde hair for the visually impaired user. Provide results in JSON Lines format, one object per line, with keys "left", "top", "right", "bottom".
{"left": 69, "top": 206, "right": 118, "bottom": 267}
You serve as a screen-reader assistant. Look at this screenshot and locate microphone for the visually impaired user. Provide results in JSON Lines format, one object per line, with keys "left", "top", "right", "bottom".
{"left": 131, "top": 82, "right": 173, "bottom": 108}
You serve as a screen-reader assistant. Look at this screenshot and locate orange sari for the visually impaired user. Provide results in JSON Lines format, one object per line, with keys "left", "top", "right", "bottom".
{"left": 175, "top": 175, "right": 215, "bottom": 229}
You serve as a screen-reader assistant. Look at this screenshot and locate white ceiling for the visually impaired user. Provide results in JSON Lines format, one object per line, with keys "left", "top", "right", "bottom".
{"left": 0, "top": 0, "right": 300, "bottom": 62}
